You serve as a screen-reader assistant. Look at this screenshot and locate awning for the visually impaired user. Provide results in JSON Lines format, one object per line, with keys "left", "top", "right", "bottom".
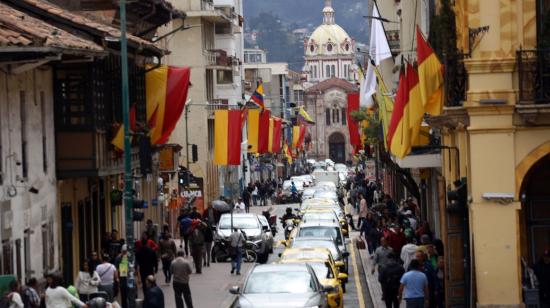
{"left": 395, "top": 153, "right": 442, "bottom": 169}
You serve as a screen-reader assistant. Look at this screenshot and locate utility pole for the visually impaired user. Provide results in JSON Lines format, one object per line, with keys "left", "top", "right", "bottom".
{"left": 120, "top": 1, "right": 136, "bottom": 306}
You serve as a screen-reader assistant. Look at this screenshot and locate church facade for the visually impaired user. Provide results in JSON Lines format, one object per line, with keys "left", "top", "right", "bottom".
{"left": 302, "top": 0, "right": 358, "bottom": 163}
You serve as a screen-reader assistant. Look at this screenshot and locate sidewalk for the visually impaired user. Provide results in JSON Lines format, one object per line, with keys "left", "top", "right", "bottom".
{"left": 357, "top": 241, "right": 405, "bottom": 308}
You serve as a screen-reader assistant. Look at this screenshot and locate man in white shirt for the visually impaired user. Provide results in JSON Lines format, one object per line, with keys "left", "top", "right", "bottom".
{"left": 234, "top": 198, "right": 246, "bottom": 213}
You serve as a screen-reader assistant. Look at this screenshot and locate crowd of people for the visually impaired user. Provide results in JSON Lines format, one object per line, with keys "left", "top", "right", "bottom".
{"left": 344, "top": 169, "right": 445, "bottom": 308}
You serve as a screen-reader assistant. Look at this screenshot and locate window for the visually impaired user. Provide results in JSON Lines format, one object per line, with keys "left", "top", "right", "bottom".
{"left": 326, "top": 65, "right": 330, "bottom": 77}
{"left": 343, "top": 64, "right": 348, "bottom": 78}
{"left": 331, "top": 65, "right": 335, "bottom": 77}
{"left": 327, "top": 44, "right": 333, "bottom": 52}
{"left": 332, "top": 106, "right": 339, "bottom": 123}
{"left": 310, "top": 45, "right": 315, "bottom": 52}
{"left": 20, "top": 91, "right": 28, "bottom": 179}
{"left": 341, "top": 108, "right": 347, "bottom": 125}
{"left": 40, "top": 92, "right": 48, "bottom": 173}
{"left": 215, "top": 23, "right": 232, "bottom": 34}
{"left": 244, "top": 53, "right": 249, "bottom": 63}
{"left": 345, "top": 44, "right": 350, "bottom": 51}
{"left": 206, "top": 69, "right": 214, "bottom": 102}
{"left": 24, "top": 229, "right": 31, "bottom": 278}
{"left": 313, "top": 66, "right": 317, "bottom": 78}
{"left": 216, "top": 70, "right": 233, "bottom": 84}
{"left": 325, "top": 108, "right": 331, "bottom": 125}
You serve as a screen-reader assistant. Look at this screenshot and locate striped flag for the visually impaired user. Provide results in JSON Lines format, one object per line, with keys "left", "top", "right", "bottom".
{"left": 214, "top": 110, "right": 242, "bottom": 165}
{"left": 250, "top": 83, "right": 265, "bottom": 110}
{"left": 257, "top": 110, "right": 271, "bottom": 153}
{"left": 387, "top": 68, "right": 412, "bottom": 159}
{"left": 268, "top": 117, "right": 283, "bottom": 153}
{"left": 417, "top": 26, "right": 444, "bottom": 116}
{"left": 247, "top": 109, "right": 260, "bottom": 153}
{"left": 298, "top": 107, "right": 315, "bottom": 125}
{"left": 407, "top": 63, "right": 424, "bottom": 145}
{"left": 292, "top": 125, "right": 306, "bottom": 149}
{"left": 283, "top": 142, "right": 293, "bottom": 164}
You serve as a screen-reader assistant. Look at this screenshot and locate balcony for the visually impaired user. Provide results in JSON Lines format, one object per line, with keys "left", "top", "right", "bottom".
{"left": 206, "top": 49, "right": 233, "bottom": 69}
{"left": 515, "top": 49, "right": 550, "bottom": 125}
{"left": 443, "top": 53, "right": 468, "bottom": 107}
{"left": 186, "top": 0, "right": 232, "bottom": 23}
{"left": 56, "top": 131, "right": 141, "bottom": 178}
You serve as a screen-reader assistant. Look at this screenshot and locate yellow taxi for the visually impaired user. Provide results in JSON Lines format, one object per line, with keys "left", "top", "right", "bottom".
{"left": 278, "top": 247, "right": 347, "bottom": 308}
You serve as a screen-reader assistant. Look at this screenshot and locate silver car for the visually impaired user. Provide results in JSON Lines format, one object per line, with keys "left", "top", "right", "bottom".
{"left": 230, "top": 263, "right": 332, "bottom": 308}
{"left": 216, "top": 213, "right": 270, "bottom": 263}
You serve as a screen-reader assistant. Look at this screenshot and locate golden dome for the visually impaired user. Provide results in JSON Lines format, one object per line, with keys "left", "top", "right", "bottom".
{"left": 306, "top": 0, "right": 354, "bottom": 57}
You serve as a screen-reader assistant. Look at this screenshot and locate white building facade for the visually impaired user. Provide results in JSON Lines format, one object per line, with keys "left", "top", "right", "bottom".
{"left": 0, "top": 68, "right": 58, "bottom": 282}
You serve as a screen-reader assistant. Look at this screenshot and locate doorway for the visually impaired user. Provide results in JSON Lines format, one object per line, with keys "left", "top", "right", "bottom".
{"left": 328, "top": 132, "right": 346, "bottom": 163}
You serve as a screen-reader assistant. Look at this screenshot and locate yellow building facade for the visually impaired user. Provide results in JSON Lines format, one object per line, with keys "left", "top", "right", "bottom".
{"left": 433, "top": 0, "right": 550, "bottom": 306}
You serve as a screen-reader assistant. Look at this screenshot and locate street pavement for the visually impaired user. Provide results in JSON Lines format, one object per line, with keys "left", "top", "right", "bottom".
{"left": 131, "top": 201, "right": 374, "bottom": 307}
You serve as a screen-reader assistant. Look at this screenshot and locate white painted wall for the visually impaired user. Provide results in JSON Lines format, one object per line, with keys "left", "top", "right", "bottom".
{"left": 0, "top": 67, "right": 58, "bottom": 281}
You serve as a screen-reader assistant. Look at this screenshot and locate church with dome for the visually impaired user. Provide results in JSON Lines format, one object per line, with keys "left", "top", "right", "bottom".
{"left": 302, "top": 0, "right": 359, "bottom": 163}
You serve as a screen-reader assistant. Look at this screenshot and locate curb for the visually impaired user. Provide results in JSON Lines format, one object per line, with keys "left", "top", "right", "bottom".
{"left": 356, "top": 238, "right": 380, "bottom": 306}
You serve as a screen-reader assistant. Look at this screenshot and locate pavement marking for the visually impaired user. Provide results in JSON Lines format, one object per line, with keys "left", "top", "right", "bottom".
{"left": 350, "top": 240, "right": 366, "bottom": 308}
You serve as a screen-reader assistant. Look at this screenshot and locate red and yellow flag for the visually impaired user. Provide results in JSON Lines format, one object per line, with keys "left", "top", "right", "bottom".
{"left": 214, "top": 110, "right": 242, "bottom": 165}
{"left": 292, "top": 125, "right": 306, "bottom": 149}
{"left": 283, "top": 142, "right": 293, "bottom": 164}
{"left": 406, "top": 64, "right": 424, "bottom": 145}
{"left": 147, "top": 66, "right": 191, "bottom": 145}
{"left": 111, "top": 105, "right": 137, "bottom": 151}
{"left": 387, "top": 69, "right": 412, "bottom": 159}
{"left": 268, "top": 117, "right": 282, "bottom": 153}
{"left": 416, "top": 26, "right": 443, "bottom": 116}
{"left": 257, "top": 110, "right": 271, "bottom": 154}
{"left": 247, "top": 109, "right": 260, "bottom": 153}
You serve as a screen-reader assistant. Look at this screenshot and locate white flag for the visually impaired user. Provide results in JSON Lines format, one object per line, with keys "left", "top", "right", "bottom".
{"left": 359, "top": 3, "right": 392, "bottom": 107}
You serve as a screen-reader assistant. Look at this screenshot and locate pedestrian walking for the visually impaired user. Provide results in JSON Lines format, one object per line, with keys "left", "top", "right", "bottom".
{"left": 358, "top": 194, "right": 367, "bottom": 229}
{"left": 189, "top": 207, "right": 202, "bottom": 220}
{"left": 21, "top": 278, "right": 40, "bottom": 308}
{"left": 114, "top": 245, "right": 130, "bottom": 308}
{"left": 398, "top": 259, "right": 429, "bottom": 308}
{"left": 95, "top": 254, "right": 118, "bottom": 302}
{"left": 2, "top": 280, "right": 24, "bottom": 308}
{"left": 145, "top": 219, "right": 158, "bottom": 244}
{"left": 143, "top": 275, "right": 164, "bottom": 308}
{"left": 378, "top": 252, "right": 405, "bottom": 308}
{"left": 372, "top": 237, "right": 393, "bottom": 274}
{"left": 229, "top": 228, "right": 245, "bottom": 275}
{"left": 241, "top": 188, "right": 251, "bottom": 213}
{"left": 415, "top": 250, "right": 436, "bottom": 307}
{"left": 136, "top": 238, "right": 158, "bottom": 296}
{"left": 75, "top": 260, "right": 100, "bottom": 302}
{"left": 88, "top": 251, "right": 101, "bottom": 273}
{"left": 104, "top": 229, "right": 124, "bottom": 262}
{"left": 251, "top": 185, "right": 258, "bottom": 206}
{"left": 202, "top": 218, "right": 214, "bottom": 267}
{"left": 188, "top": 220, "right": 205, "bottom": 274}
{"left": 159, "top": 232, "right": 177, "bottom": 284}
{"left": 45, "top": 273, "right": 86, "bottom": 308}
{"left": 400, "top": 238, "right": 418, "bottom": 271}
{"left": 171, "top": 251, "right": 194, "bottom": 308}
{"left": 176, "top": 209, "right": 192, "bottom": 256}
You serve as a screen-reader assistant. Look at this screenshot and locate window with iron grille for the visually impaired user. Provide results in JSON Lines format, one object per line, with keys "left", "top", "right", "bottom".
{"left": 20, "top": 91, "right": 28, "bottom": 179}
{"left": 325, "top": 108, "right": 331, "bottom": 126}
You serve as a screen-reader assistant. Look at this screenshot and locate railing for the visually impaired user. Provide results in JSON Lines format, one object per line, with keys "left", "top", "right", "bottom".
{"left": 206, "top": 49, "right": 232, "bottom": 67}
{"left": 517, "top": 49, "right": 550, "bottom": 104}
{"left": 443, "top": 53, "right": 468, "bottom": 107}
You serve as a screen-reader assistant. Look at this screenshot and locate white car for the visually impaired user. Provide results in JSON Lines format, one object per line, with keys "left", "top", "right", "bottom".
{"left": 301, "top": 187, "right": 317, "bottom": 202}
{"left": 315, "top": 181, "right": 337, "bottom": 191}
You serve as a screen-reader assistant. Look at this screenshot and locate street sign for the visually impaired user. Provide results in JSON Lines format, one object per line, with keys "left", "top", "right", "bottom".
{"left": 365, "top": 160, "right": 376, "bottom": 181}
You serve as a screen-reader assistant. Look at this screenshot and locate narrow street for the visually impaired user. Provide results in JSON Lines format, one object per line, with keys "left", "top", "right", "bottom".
{"left": 138, "top": 202, "right": 373, "bottom": 308}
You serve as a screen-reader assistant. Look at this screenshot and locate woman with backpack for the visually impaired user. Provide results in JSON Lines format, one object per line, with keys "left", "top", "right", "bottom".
{"left": 75, "top": 260, "right": 100, "bottom": 302}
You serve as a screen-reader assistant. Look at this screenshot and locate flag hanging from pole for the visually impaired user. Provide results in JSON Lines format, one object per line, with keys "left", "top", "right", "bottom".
{"left": 387, "top": 68, "right": 412, "bottom": 159}
{"left": 257, "top": 110, "right": 271, "bottom": 153}
{"left": 283, "top": 142, "right": 293, "bottom": 164}
{"left": 407, "top": 63, "right": 424, "bottom": 145}
{"left": 268, "top": 117, "right": 283, "bottom": 153}
{"left": 111, "top": 105, "right": 137, "bottom": 151}
{"left": 360, "top": 2, "right": 392, "bottom": 107}
{"left": 416, "top": 26, "right": 444, "bottom": 116}
{"left": 146, "top": 66, "right": 191, "bottom": 145}
{"left": 250, "top": 83, "right": 265, "bottom": 110}
{"left": 373, "top": 65, "right": 394, "bottom": 150}
{"left": 298, "top": 107, "right": 315, "bottom": 124}
{"left": 292, "top": 125, "right": 306, "bottom": 149}
{"left": 347, "top": 93, "right": 361, "bottom": 149}
{"left": 247, "top": 109, "right": 260, "bottom": 153}
{"left": 214, "top": 110, "right": 242, "bottom": 165}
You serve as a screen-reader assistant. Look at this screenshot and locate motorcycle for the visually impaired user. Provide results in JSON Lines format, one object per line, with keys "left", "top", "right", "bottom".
{"left": 212, "top": 238, "right": 259, "bottom": 263}
{"left": 262, "top": 209, "right": 278, "bottom": 236}
{"left": 281, "top": 217, "right": 296, "bottom": 240}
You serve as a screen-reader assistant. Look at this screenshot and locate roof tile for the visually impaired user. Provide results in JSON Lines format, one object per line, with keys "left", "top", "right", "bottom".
{"left": 0, "top": 2, "right": 103, "bottom": 53}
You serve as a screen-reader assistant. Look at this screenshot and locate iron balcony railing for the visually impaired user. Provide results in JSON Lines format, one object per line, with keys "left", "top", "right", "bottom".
{"left": 517, "top": 49, "right": 550, "bottom": 104}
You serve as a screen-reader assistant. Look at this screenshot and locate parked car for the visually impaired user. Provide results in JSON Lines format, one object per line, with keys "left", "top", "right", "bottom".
{"left": 230, "top": 263, "right": 332, "bottom": 308}
{"left": 216, "top": 213, "right": 270, "bottom": 263}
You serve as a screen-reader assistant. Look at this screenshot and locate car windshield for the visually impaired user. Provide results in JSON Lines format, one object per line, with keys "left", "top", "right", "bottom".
{"left": 309, "top": 262, "right": 334, "bottom": 279}
{"left": 298, "top": 227, "right": 342, "bottom": 245}
{"left": 303, "top": 212, "right": 338, "bottom": 223}
{"left": 281, "top": 251, "right": 329, "bottom": 261}
{"left": 244, "top": 271, "right": 316, "bottom": 294}
{"left": 292, "top": 241, "right": 340, "bottom": 259}
{"left": 219, "top": 217, "right": 258, "bottom": 229}
{"left": 258, "top": 216, "right": 269, "bottom": 227}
